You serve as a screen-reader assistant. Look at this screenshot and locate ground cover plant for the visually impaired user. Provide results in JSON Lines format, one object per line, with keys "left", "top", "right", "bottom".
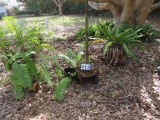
{"left": 0, "top": 15, "right": 160, "bottom": 119}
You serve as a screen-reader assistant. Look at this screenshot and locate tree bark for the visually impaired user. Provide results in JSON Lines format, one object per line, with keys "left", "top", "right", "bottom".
{"left": 74, "top": 0, "right": 160, "bottom": 26}
{"left": 151, "top": 2, "right": 160, "bottom": 11}
{"left": 54, "top": 0, "right": 63, "bottom": 15}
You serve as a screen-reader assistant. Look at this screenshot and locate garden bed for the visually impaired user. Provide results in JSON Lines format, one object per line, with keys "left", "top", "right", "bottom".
{"left": 0, "top": 15, "right": 160, "bottom": 120}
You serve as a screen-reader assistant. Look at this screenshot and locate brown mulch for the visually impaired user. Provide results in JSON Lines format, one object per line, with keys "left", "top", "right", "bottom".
{"left": 0, "top": 16, "right": 160, "bottom": 120}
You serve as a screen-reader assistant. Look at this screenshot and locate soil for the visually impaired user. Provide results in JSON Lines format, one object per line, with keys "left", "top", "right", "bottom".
{"left": 0, "top": 16, "right": 160, "bottom": 120}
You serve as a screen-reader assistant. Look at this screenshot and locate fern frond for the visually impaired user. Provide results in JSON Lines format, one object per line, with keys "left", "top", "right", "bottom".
{"left": 55, "top": 68, "right": 63, "bottom": 77}
{"left": 39, "top": 63, "right": 52, "bottom": 86}
{"left": 14, "top": 86, "right": 24, "bottom": 99}
{"left": 11, "top": 62, "right": 32, "bottom": 88}
{"left": 54, "top": 77, "right": 71, "bottom": 101}
{"left": 65, "top": 48, "right": 76, "bottom": 60}
{"left": 58, "top": 54, "right": 76, "bottom": 67}
{"left": 23, "top": 53, "right": 40, "bottom": 81}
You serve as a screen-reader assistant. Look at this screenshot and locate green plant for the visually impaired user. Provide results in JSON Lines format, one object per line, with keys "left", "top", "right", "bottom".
{"left": 0, "top": 16, "right": 53, "bottom": 98}
{"left": 0, "top": 17, "right": 52, "bottom": 54}
{"left": 74, "top": 20, "right": 114, "bottom": 40}
{"left": 58, "top": 48, "right": 83, "bottom": 67}
{"left": 74, "top": 23, "right": 99, "bottom": 39}
{"left": 137, "top": 24, "right": 160, "bottom": 42}
{"left": 54, "top": 77, "right": 71, "bottom": 101}
{"left": 8, "top": 51, "right": 40, "bottom": 98}
{"left": 120, "top": 23, "right": 160, "bottom": 42}
{"left": 53, "top": 47, "right": 84, "bottom": 101}
{"left": 98, "top": 24, "right": 142, "bottom": 65}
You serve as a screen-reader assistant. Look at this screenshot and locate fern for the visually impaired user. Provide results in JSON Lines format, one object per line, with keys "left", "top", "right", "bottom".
{"left": 11, "top": 62, "right": 32, "bottom": 88}
{"left": 12, "top": 86, "right": 24, "bottom": 99}
{"left": 54, "top": 68, "right": 63, "bottom": 77}
{"left": 39, "top": 62, "right": 52, "bottom": 86}
{"left": 54, "top": 77, "right": 71, "bottom": 101}
{"left": 58, "top": 54, "right": 77, "bottom": 67}
{"left": 8, "top": 51, "right": 53, "bottom": 99}
{"left": 58, "top": 48, "right": 83, "bottom": 68}
{"left": 1, "top": 17, "right": 54, "bottom": 99}
{"left": 10, "top": 60, "right": 32, "bottom": 99}
{"left": 98, "top": 25, "right": 142, "bottom": 60}
{"left": 65, "top": 48, "right": 76, "bottom": 60}
{"left": 23, "top": 51, "right": 41, "bottom": 81}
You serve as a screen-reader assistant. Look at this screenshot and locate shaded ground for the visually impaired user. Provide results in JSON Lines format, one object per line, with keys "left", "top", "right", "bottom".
{"left": 0, "top": 15, "right": 160, "bottom": 120}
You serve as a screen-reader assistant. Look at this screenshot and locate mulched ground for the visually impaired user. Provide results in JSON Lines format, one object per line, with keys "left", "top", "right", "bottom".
{"left": 0, "top": 16, "right": 160, "bottom": 120}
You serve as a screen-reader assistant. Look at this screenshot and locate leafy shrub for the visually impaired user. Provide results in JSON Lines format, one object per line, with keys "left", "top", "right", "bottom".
{"left": 75, "top": 19, "right": 159, "bottom": 43}
{"left": 0, "top": 16, "right": 52, "bottom": 98}
{"left": 74, "top": 20, "right": 114, "bottom": 39}
{"left": 0, "top": 16, "right": 52, "bottom": 54}
{"left": 121, "top": 23, "right": 160, "bottom": 42}
{"left": 137, "top": 24, "right": 160, "bottom": 42}
{"left": 63, "top": 0, "right": 84, "bottom": 14}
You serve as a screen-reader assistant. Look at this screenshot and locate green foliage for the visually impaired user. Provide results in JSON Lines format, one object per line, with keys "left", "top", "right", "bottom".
{"left": 63, "top": 0, "right": 84, "bottom": 14}
{"left": 52, "top": 47, "right": 84, "bottom": 101}
{"left": 9, "top": 52, "right": 37, "bottom": 99}
{"left": 58, "top": 48, "right": 84, "bottom": 68}
{"left": 121, "top": 23, "right": 160, "bottom": 42}
{"left": 38, "top": 57, "right": 53, "bottom": 86}
{"left": 74, "top": 20, "right": 114, "bottom": 39}
{"left": 74, "top": 23, "right": 99, "bottom": 39}
{"left": 137, "top": 24, "right": 160, "bottom": 42}
{"left": 98, "top": 24, "right": 142, "bottom": 60}
{"left": 75, "top": 19, "right": 159, "bottom": 44}
{"left": 4, "top": 52, "right": 52, "bottom": 99}
{"left": 0, "top": 16, "right": 53, "bottom": 99}
{"left": 0, "top": 16, "right": 51, "bottom": 54}
{"left": 54, "top": 77, "right": 71, "bottom": 101}
{"left": 24, "top": 0, "right": 56, "bottom": 15}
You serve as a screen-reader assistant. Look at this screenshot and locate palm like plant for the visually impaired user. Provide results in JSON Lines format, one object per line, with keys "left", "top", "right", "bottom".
{"left": 98, "top": 24, "right": 142, "bottom": 65}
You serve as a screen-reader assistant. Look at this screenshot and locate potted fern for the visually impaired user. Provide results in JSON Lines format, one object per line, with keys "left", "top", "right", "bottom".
{"left": 0, "top": 16, "right": 53, "bottom": 99}
{"left": 98, "top": 24, "right": 142, "bottom": 66}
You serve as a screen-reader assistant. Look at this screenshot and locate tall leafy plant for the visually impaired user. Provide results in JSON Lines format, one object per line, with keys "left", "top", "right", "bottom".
{"left": 0, "top": 16, "right": 52, "bottom": 98}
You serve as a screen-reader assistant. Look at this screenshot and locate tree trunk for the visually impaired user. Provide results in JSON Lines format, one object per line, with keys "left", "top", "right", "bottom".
{"left": 73, "top": 0, "right": 160, "bottom": 26}
{"left": 114, "top": 1, "right": 153, "bottom": 26}
{"left": 58, "top": 4, "right": 63, "bottom": 15}
{"left": 88, "top": 0, "right": 154, "bottom": 26}
{"left": 58, "top": 0, "right": 63, "bottom": 15}
{"left": 53, "top": 0, "right": 63, "bottom": 15}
